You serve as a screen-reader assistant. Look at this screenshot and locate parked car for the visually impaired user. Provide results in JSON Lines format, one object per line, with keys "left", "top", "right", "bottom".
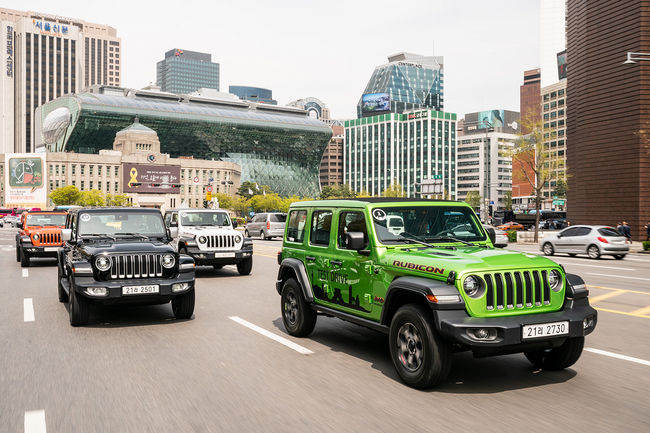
{"left": 497, "top": 221, "right": 524, "bottom": 231}
{"left": 484, "top": 224, "right": 508, "bottom": 247}
{"left": 541, "top": 225, "right": 629, "bottom": 259}
{"left": 245, "top": 212, "right": 287, "bottom": 239}
{"left": 276, "top": 198, "right": 597, "bottom": 389}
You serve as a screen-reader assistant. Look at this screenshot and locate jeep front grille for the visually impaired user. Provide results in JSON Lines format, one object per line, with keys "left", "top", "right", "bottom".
{"left": 109, "top": 254, "right": 163, "bottom": 279}
{"left": 483, "top": 270, "right": 551, "bottom": 310}
{"left": 35, "top": 233, "right": 61, "bottom": 245}
{"left": 206, "top": 234, "right": 237, "bottom": 249}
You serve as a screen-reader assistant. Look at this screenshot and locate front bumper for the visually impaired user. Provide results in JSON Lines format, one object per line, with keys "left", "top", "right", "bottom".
{"left": 71, "top": 273, "right": 195, "bottom": 304}
{"left": 21, "top": 243, "right": 60, "bottom": 257}
{"left": 433, "top": 297, "right": 597, "bottom": 354}
{"left": 185, "top": 245, "right": 253, "bottom": 265}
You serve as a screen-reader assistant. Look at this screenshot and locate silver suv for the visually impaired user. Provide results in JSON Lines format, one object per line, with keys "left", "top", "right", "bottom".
{"left": 245, "top": 213, "right": 286, "bottom": 240}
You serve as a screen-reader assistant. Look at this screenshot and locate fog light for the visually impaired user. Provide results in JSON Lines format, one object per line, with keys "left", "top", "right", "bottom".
{"left": 172, "top": 282, "right": 191, "bottom": 293}
{"left": 85, "top": 287, "right": 108, "bottom": 297}
{"left": 466, "top": 328, "right": 498, "bottom": 341}
{"left": 583, "top": 316, "right": 594, "bottom": 329}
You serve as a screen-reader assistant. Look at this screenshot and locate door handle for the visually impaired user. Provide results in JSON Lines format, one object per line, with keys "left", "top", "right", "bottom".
{"left": 330, "top": 260, "right": 342, "bottom": 267}
{"left": 305, "top": 256, "right": 316, "bottom": 262}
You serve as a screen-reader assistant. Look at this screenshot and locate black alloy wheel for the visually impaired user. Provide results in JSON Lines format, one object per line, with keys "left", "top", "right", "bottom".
{"left": 281, "top": 278, "right": 316, "bottom": 337}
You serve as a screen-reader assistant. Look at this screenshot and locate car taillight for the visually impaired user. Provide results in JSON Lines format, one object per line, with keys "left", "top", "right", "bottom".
{"left": 267, "top": 221, "right": 270, "bottom": 230}
{"left": 277, "top": 251, "right": 282, "bottom": 265}
{"left": 597, "top": 236, "right": 608, "bottom": 243}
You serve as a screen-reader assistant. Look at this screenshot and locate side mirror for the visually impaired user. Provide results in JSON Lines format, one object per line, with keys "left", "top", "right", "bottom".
{"left": 61, "top": 229, "right": 72, "bottom": 242}
{"left": 232, "top": 220, "right": 238, "bottom": 228}
{"left": 346, "top": 232, "right": 365, "bottom": 251}
{"left": 486, "top": 227, "right": 496, "bottom": 245}
{"left": 557, "top": 233, "right": 562, "bottom": 238}
{"left": 169, "top": 227, "right": 178, "bottom": 238}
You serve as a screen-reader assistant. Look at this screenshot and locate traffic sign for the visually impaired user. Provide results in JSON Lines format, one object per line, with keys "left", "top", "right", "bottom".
{"left": 432, "top": 175, "right": 442, "bottom": 179}
{"left": 193, "top": 176, "right": 199, "bottom": 184}
{"left": 206, "top": 191, "right": 212, "bottom": 201}
{"left": 206, "top": 185, "right": 213, "bottom": 193}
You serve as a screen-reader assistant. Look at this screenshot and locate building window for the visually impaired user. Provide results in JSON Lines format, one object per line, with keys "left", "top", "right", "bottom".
{"left": 81, "top": 165, "right": 85, "bottom": 175}
{"left": 72, "top": 165, "right": 76, "bottom": 175}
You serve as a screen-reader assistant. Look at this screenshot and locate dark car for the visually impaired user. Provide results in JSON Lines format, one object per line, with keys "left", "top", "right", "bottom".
{"left": 57, "top": 207, "right": 196, "bottom": 326}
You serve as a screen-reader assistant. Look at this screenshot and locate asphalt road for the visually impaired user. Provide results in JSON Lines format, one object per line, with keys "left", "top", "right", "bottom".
{"left": 1, "top": 227, "right": 649, "bottom": 433}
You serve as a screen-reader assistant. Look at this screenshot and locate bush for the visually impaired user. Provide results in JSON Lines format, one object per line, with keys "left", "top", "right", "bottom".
{"left": 643, "top": 241, "right": 650, "bottom": 251}
{"left": 506, "top": 230, "right": 517, "bottom": 242}
{"left": 235, "top": 217, "right": 247, "bottom": 227}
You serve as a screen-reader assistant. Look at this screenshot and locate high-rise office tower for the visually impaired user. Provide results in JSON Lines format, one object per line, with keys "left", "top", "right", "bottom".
{"left": 156, "top": 49, "right": 220, "bottom": 94}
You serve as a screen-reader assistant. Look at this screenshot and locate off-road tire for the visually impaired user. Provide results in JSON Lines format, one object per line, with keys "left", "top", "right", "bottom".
{"left": 244, "top": 229, "right": 250, "bottom": 237}
{"left": 16, "top": 241, "right": 20, "bottom": 262}
{"left": 542, "top": 242, "right": 554, "bottom": 256}
{"left": 20, "top": 248, "right": 30, "bottom": 267}
{"left": 172, "top": 290, "right": 195, "bottom": 320}
{"left": 389, "top": 303, "right": 451, "bottom": 389}
{"left": 57, "top": 264, "right": 68, "bottom": 303}
{"left": 68, "top": 279, "right": 90, "bottom": 326}
{"left": 237, "top": 257, "right": 253, "bottom": 275}
{"left": 281, "top": 278, "right": 316, "bottom": 337}
{"left": 587, "top": 245, "right": 601, "bottom": 259}
{"left": 524, "top": 336, "right": 584, "bottom": 370}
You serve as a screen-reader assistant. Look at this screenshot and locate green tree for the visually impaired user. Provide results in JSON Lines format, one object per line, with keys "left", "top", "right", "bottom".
{"left": 552, "top": 179, "right": 568, "bottom": 199}
{"left": 503, "top": 191, "right": 513, "bottom": 211}
{"left": 382, "top": 182, "right": 405, "bottom": 197}
{"left": 279, "top": 195, "right": 310, "bottom": 213}
{"left": 231, "top": 196, "right": 250, "bottom": 217}
{"left": 213, "top": 192, "right": 233, "bottom": 210}
{"left": 249, "top": 193, "right": 282, "bottom": 212}
{"left": 464, "top": 191, "right": 482, "bottom": 209}
{"left": 49, "top": 185, "right": 81, "bottom": 205}
{"left": 237, "top": 181, "right": 272, "bottom": 199}
{"left": 105, "top": 193, "right": 131, "bottom": 207}
{"left": 319, "top": 184, "right": 357, "bottom": 199}
{"left": 319, "top": 186, "right": 338, "bottom": 199}
{"left": 357, "top": 188, "right": 372, "bottom": 198}
{"left": 78, "top": 189, "right": 105, "bottom": 207}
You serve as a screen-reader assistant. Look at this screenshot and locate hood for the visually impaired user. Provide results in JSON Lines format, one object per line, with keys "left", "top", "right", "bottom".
{"left": 181, "top": 226, "right": 234, "bottom": 235}
{"left": 382, "top": 246, "right": 560, "bottom": 280}
{"left": 80, "top": 241, "right": 174, "bottom": 257}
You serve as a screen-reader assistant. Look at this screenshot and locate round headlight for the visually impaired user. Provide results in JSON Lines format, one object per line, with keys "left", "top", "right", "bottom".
{"left": 235, "top": 234, "right": 243, "bottom": 243}
{"left": 162, "top": 253, "right": 175, "bottom": 269}
{"left": 32, "top": 234, "right": 40, "bottom": 241}
{"left": 198, "top": 236, "right": 207, "bottom": 244}
{"left": 548, "top": 270, "right": 562, "bottom": 292}
{"left": 463, "top": 276, "right": 481, "bottom": 298}
{"left": 95, "top": 256, "right": 111, "bottom": 271}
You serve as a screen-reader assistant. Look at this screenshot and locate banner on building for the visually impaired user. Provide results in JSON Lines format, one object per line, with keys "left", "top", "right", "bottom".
{"left": 4, "top": 153, "right": 47, "bottom": 208}
{"left": 122, "top": 163, "right": 181, "bottom": 194}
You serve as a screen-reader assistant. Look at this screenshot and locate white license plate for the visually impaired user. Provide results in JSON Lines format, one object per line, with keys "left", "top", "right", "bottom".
{"left": 213, "top": 252, "right": 236, "bottom": 258}
{"left": 522, "top": 321, "right": 569, "bottom": 339}
{"left": 122, "top": 285, "right": 160, "bottom": 295}
{"left": 44, "top": 247, "right": 58, "bottom": 252}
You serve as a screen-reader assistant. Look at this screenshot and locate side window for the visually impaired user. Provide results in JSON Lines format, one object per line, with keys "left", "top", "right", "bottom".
{"left": 577, "top": 227, "right": 592, "bottom": 236}
{"left": 70, "top": 214, "right": 77, "bottom": 239}
{"left": 310, "top": 210, "right": 332, "bottom": 246}
{"left": 286, "top": 210, "right": 307, "bottom": 243}
{"left": 171, "top": 212, "right": 178, "bottom": 226}
{"left": 560, "top": 227, "right": 580, "bottom": 237}
{"left": 337, "top": 211, "right": 368, "bottom": 249}
{"left": 164, "top": 213, "right": 171, "bottom": 228}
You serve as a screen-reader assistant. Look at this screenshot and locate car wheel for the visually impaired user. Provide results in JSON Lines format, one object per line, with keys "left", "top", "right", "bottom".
{"left": 237, "top": 257, "right": 253, "bottom": 275}
{"left": 524, "top": 337, "right": 584, "bottom": 370}
{"left": 260, "top": 230, "right": 266, "bottom": 240}
{"left": 244, "top": 229, "right": 250, "bottom": 237}
{"left": 20, "top": 248, "right": 30, "bottom": 267}
{"left": 542, "top": 242, "right": 554, "bottom": 256}
{"left": 389, "top": 304, "right": 451, "bottom": 389}
{"left": 57, "top": 264, "right": 68, "bottom": 303}
{"left": 614, "top": 254, "right": 626, "bottom": 260}
{"left": 16, "top": 242, "right": 20, "bottom": 262}
{"left": 587, "top": 245, "right": 601, "bottom": 259}
{"left": 172, "top": 290, "right": 195, "bottom": 320}
{"left": 281, "top": 278, "right": 316, "bottom": 337}
{"left": 68, "top": 278, "right": 90, "bottom": 326}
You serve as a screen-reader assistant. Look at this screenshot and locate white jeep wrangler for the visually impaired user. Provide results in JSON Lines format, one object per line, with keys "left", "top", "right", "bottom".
{"left": 164, "top": 208, "right": 253, "bottom": 275}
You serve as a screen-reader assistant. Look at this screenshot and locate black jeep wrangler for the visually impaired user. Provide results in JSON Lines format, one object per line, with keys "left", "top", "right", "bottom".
{"left": 57, "top": 207, "right": 196, "bottom": 326}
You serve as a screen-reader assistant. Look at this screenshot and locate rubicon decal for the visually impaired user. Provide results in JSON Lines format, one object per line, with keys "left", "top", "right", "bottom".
{"left": 392, "top": 260, "right": 444, "bottom": 275}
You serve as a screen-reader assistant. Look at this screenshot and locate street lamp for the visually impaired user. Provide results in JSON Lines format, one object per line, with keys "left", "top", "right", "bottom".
{"left": 623, "top": 52, "right": 650, "bottom": 65}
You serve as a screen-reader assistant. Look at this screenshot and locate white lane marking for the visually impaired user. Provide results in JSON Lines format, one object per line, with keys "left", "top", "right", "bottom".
{"left": 556, "top": 262, "right": 635, "bottom": 271}
{"left": 585, "top": 348, "right": 650, "bottom": 367}
{"left": 22, "top": 269, "right": 29, "bottom": 278}
{"left": 229, "top": 316, "right": 313, "bottom": 355}
{"left": 24, "top": 298, "right": 35, "bottom": 322}
{"left": 585, "top": 272, "right": 650, "bottom": 281}
{"left": 25, "top": 410, "right": 46, "bottom": 433}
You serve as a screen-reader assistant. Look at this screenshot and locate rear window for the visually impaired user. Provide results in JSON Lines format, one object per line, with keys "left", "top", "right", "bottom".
{"left": 598, "top": 227, "right": 622, "bottom": 237}
{"left": 270, "top": 214, "right": 286, "bottom": 222}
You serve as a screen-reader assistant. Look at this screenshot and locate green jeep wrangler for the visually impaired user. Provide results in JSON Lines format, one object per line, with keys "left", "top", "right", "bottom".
{"left": 276, "top": 198, "right": 597, "bottom": 388}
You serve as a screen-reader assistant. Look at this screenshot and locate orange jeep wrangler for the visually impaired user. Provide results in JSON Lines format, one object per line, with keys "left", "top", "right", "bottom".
{"left": 16, "top": 210, "right": 67, "bottom": 267}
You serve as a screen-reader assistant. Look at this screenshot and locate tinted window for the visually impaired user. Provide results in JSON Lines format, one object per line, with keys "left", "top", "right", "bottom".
{"left": 560, "top": 227, "right": 580, "bottom": 237}
{"left": 286, "top": 210, "right": 307, "bottom": 243}
{"left": 310, "top": 210, "right": 332, "bottom": 246}
{"left": 337, "top": 211, "right": 368, "bottom": 249}
{"left": 270, "top": 214, "right": 286, "bottom": 222}
{"left": 598, "top": 227, "right": 622, "bottom": 237}
{"left": 576, "top": 227, "right": 592, "bottom": 236}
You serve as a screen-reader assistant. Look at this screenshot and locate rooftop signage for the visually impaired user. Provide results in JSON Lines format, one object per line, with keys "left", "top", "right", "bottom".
{"left": 32, "top": 20, "right": 69, "bottom": 37}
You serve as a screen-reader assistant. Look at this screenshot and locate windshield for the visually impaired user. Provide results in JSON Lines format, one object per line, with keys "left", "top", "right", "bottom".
{"left": 372, "top": 206, "right": 487, "bottom": 244}
{"left": 78, "top": 212, "right": 166, "bottom": 237}
{"left": 26, "top": 214, "right": 66, "bottom": 227}
{"left": 180, "top": 211, "right": 231, "bottom": 227}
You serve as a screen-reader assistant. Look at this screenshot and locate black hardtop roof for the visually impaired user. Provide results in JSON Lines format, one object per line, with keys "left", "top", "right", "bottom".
{"left": 25, "top": 210, "right": 67, "bottom": 214}
{"left": 69, "top": 207, "right": 163, "bottom": 214}
{"left": 165, "top": 208, "right": 229, "bottom": 213}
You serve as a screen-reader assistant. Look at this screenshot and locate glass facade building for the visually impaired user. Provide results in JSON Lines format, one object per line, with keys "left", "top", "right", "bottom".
{"left": 357, "top": 52, "right": 444, "bottom": 118}
{"left": 156, "top": 49, "right": 220, "bottom": 94}
{"left": 229, "top": 86, "right": 277, "bottom": 105}
{"left": 344, "top": 110, "right": 457, "bottom": 198}
{"left": 35, "top": 86, "right": 332, "bottom": 197}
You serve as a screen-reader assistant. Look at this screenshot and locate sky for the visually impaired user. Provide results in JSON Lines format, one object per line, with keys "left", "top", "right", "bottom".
{"left": 8, "top": 0, "right": 540, "bottom": 120}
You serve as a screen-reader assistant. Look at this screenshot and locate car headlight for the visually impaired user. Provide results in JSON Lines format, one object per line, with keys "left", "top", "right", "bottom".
{"left": 463, "top": 275, "right": 482, "bottom": 298}
{"left": 548, "top": 270, "right": 562, "bottom": 292}
{"left": 162, "top": 253, "right": 175, "bottom": 269}
{"left": 235, "top": 234, "right": 242, "bottom": 243}
{"left": 198, "top": 236, "right": 207, "bottom": 244}
{"left": 32, "top": 234, "right": 40, "bottom": 241}
{"left": 95, "top": 256, "right": 111, "bottom": 271}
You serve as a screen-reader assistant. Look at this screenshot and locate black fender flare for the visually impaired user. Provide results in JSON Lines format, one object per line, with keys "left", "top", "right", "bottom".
{"left": 565, "top": 273, "right": 588, "bottom": 299}
{"left": 380, "top": 276, "right": 464, "bottom": 326}
{"left": 276, "top": 258, "right": 313, "bottom": 302}
{"left": 178, "top": 237, "right": 197, "bottom": 251}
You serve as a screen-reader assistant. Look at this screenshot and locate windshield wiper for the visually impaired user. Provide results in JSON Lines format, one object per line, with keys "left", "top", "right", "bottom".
{"left": 424, "top": 236, "right": 477, "bottom": 246}
{"left": 81, "top": 233, "right": 117, "bottom": 241}
{"left": 392, "top": 232, "right": 437, "bottom": 249}
{"left": 114, "top": 232, "right": 150, "bottom": 240}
